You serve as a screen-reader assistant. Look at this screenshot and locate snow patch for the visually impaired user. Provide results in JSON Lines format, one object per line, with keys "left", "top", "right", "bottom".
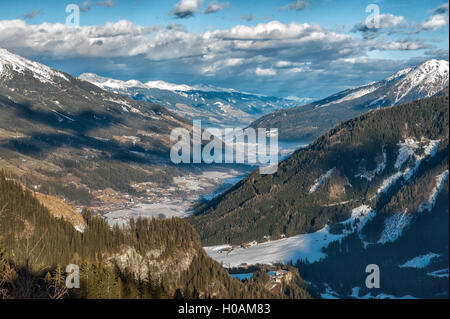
{"left": 356, "top": 150, "right": 387, "bottom": 181}
{"left": 359, "top": 292, "right": 418, "bottom": 299}
{"left": 320, "top": 284, "right": 341, "bottom": 299}
{"left": 377, "top": 209, "right": 413, "bottom": 244}
{"left": 427, "top": 268, "right": 449, "bottom": 278}
{"left": 309, "top": 168, "right": 335, "bottom": 194}
{"left": 319, "top": 84, "right": 379, "bottom": 108}
{"left": 399, "top": 253, "right": 440, "bottom": 269}
{"left": 373, "top": 138, "right": 440, "bottom": 199}
{"left": 341, "top": 205, "right": 376, "bottom": 233}
{"left": 418, "top": 170, "right": 449, "bottom": 213}
{"left": 74, "top": 225, "right": 86, "bottom": 233}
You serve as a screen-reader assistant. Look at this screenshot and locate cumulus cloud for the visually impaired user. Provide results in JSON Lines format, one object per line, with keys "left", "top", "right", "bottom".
{"left": 370, "top": 39, "right": 430, "bottom": 51}
{"left": 279, "top": 0, "right": 307, "bottom": 11}
{"left": 204, "top": 1, "right": 229, "bottom": 14}
{"left": 352, "top": 13, "right": 407, "bottom": 38}
{"left": 173, "top": 0, "right": 204, "bottom": 18}
{"left": 0, "top": 18, "right": 434, "bottom": 97}
{"left": 420, "top": 13, "right": 449, "bottom": 31}
{"left": 0, "top": 19, "right": 365, "bottom": 77}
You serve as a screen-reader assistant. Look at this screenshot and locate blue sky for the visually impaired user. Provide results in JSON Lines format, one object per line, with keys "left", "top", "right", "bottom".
{"left": 0, "top": 0, "right": 448, "bottom": 99}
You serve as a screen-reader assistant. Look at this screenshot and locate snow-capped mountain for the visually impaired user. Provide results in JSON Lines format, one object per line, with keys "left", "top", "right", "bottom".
{"left": 317, "top": 59, "right": 449, "bottom": 108}
{"left": 79, "top": 73, "right": 305, "bottom": 127}
{"left": 0, "top": 48, "right": 70, "bottom": 84}
{"left": 0, "top": 48, "right": 190, "bottom": 158}
{"left": 253, "top": 59, "right": 449, "bottom": 141}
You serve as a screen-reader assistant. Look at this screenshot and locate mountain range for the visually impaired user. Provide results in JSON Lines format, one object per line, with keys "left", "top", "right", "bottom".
{"left": 0, "top": 48, "right": 195, "bottom": 210}
{"left": 79, "top": 73, "right": 305, "bottom": 127}
{"left": 252, "top": 59, "right": 449, "bottom": 141}
{"left": 0, "top": 48, "right": 310, "bottom": 299}
{"left": 1, "top": 48, "right": 448, "bottom": 299}
{"left": 189, "top": 91, "right": 449, "bottom": 298}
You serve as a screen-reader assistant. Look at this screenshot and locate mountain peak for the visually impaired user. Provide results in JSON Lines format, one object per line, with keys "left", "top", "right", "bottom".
{"left": 415, "top": 59, "right": 449, "bottom": 77}
{"left": 392, "top": 59, "right": 449, "bottom": 103}
{"left": 0, "top": 47, "right": 69, "bottom": 83}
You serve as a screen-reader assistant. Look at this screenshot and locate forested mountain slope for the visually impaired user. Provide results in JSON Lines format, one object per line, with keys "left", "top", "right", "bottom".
{"left": 0, "top": 173, "right": 310, "bottom": 299}
{"left": 189, "top": 94, "right": 449, "bottom": 247}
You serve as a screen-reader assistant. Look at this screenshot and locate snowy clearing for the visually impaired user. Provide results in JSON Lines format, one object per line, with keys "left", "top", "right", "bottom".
{"left": 205, "top": 205, "right": 374, "bottom": 267}
{"left": 399, "top": 253, "right": 440, "bottom": 269}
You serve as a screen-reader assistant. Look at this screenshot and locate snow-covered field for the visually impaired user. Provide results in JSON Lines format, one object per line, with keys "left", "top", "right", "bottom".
{"left": 205, "top": 205, "right": 375, "bottom": 268}
{"left": 205, "top": 226, "right": 344, "bottom": 268}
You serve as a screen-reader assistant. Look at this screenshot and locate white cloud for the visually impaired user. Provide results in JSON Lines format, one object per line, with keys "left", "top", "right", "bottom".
{"left": 378, "top": 14, "right": 406, "bottom": 29}
{"left": 352, "top": 13, "right": 406, "bottom": 36}
{"left": 173, "top": 0, "right": 204, "bottom": 18}
{"left": 255, "top": 67, "right": 276, "bottom": 76}
{"left": 373, "top": 40, "right": 430, "bottom": 51}
{"left": 204, "top": 1, "right": 229, "bottom": 14}
{"left": 276, "top": 61, "right": 293, "bottom": 67}
{"left": 279, "top": 0, "right": 307, "bottom": 11}
{"left": 201, "top": 58, "right": 245, "bottom": 74}
{"left": 421, "top": 14, "right": 449, "bottom": 31}
{"left": 0, "top": 19, "right": 432, "bottom": 97}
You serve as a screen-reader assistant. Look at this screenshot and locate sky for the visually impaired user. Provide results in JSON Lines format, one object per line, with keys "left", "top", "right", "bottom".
{"left": 0, "top": 0, "right": 449, "bottom": 99}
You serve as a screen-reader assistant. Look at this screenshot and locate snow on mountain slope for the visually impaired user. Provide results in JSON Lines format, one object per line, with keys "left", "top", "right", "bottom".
{"left": 392, "top": 59, "right": 449, "bottom": 104}
{"left": 316, "top": 59, "right": 449, "bottom": 109}
{"left": 0, "top": 48, "right": 69, "bottom": 83}
{"left": 252, "top": 59, "right": 449, "bottom": 141}
{"left": 79, "top": 73, "right": 303, "bottom": 127}
{"left": 376, "top": 168, "right": 448, "bottom": 245}
{"left": 385, "top": 67, "right": 413, "bottom": 82}
{"left": 399, "top": 253, "right": 440, "bottom": 269}
{"left": 372, "top": 138, "right": 440, "bottom": 199}
{"left": 318, "top": 83, "right": 381, "bottom": 108}
{"left": 82, "top": 73, "right": 194, "bottom": 91}
{"left": 309, "top": 168, "right": 335, "bottom": 193}
{"left": 0, "top": 48, "right": 191, "bottom": 156}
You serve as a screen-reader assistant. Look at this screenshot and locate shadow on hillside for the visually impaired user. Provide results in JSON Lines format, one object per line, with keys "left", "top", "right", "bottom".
{"left": 0, "top": 94, "right": 123, "bottom": 135}
{"left": 0, "top": 95, "right": 171, "bottom": 163}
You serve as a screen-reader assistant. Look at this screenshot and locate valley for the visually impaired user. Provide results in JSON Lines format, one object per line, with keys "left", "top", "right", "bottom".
{"left": 1, "top": 47, "right": 449, "bottom": 300}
